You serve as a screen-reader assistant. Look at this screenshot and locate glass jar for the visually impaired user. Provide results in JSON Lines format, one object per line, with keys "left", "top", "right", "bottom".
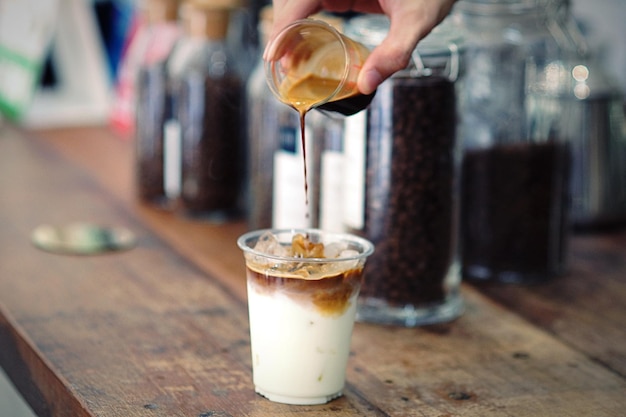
{"left": 343, "top": 14, "right": 464, "bottom": 326}
{"left": 454, "top": 0, "right": 570, "bottom": 283}
{"left": 452, "top": 0, "right": 561, "bottom": 148}
{"left": 174, "top": 0, "right": 246, "bottom": 220}
{"left": 134, "top": 0, "right": 182, "bottom": 207}
{"left": 527, "top": 57, "right": 626, "bottom": 230}
{"left": 527, "top": 0, "right": 626, "bottom": 230}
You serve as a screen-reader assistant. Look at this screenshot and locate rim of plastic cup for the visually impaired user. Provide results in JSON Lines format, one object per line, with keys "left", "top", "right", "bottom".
{"left": 237, "top": 228, "right": 374, "bottom": 263}
{"left": 264, "top": 18, "right": 351, "bottom": 108}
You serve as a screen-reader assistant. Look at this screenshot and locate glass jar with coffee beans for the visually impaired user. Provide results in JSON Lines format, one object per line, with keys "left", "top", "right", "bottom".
{"left": 453, "top": 0, "right": 571, "bottom": 283}
{"left": 343, "top": 15, "right": 465, "bottom": 326}
{"left": 175, "top": 0, "right": 246, "bottom": 221}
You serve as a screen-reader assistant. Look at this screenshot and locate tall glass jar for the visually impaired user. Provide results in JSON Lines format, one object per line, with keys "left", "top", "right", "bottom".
{"left": 174, "top": 0, "right": 245, "bottom": 221}
{"left": 453, "top": 0, "right": 570, "bottom": 283}
{"left": 134, "top": 0, "right": 182, "bottom": 207}
{"left": 344, "top": 14, "right": 465, "bottom": 326}
{"left": 527, "top": 0, "right": 626, "bottom": 230}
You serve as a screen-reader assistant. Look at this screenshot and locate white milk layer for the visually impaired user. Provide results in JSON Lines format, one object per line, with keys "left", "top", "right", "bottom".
{"left": 247, "top": 280, "right": 358, "bottom": 405}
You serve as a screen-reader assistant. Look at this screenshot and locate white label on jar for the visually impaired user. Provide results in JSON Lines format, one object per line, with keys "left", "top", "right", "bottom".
{"left": 272, "top": 124, "right": 311, "bottom": 229}
{"left": 342, "top": 111, "right": 367, "bottom": 230}
{"left": 163, "top": 119, "right": 182, "bottom": 199}
{"left": 320, "top": 149, "right": 345, "bottom": 232}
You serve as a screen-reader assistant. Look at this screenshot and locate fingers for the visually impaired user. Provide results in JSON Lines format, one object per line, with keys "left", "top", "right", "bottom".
{"left": 357, "top": 16, "right": 422, "bottom": 94}
{"left": 266, "top": 0, "right": 458, "bottom": 94}
{"left": 357, "top": 0, "right": 457, "bottom": 94}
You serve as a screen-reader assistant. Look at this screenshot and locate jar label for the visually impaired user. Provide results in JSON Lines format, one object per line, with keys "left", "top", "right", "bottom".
{"left": 320, "top": 150, "right": 345, "bottom": 232}
{"left": 163, "top": 119, "right": 182, "bottom": 199}
{"left": 342, "top": 111, "right": 367, "bottom": 230}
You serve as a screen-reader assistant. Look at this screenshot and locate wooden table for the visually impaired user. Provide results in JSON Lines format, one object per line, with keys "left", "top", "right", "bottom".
{"left": 1, "top": 124, "right": 625, "bottom": 417}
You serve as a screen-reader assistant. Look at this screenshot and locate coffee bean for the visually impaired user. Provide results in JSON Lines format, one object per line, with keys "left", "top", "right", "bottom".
{"left": 356, "top": 75, "right": 458, "bottom": 306}
{"left": 461, "top": 141, "right": 570, "bottom": 282}
{"left": 177, "top": 74, "right": 245, "bottom": 219}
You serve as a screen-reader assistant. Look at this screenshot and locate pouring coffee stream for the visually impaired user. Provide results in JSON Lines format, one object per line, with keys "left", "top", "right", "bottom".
{"left": 279, "top": 73, "right": 361, "bottom": 213}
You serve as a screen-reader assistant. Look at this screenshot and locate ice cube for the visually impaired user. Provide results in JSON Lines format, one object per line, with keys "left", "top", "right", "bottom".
{"left": 339, "top": 249, "right": 358, "bottom": 259}
{"left": 323, "top": 242, "right": 348, "bottom": 259}
{"left": 253, "top": 232, "right": 289, "bottom": 257}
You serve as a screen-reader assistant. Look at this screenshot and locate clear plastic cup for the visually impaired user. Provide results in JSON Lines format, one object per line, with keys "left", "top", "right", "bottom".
{"left": 237, "top": 229, "right": 374, "bottom": 405}
{"left": 264, "top": 19, "right": 373, "bottom": 115}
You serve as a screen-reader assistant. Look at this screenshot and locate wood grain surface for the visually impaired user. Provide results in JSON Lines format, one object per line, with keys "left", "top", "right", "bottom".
{"left": 1, "top": 125, "right": 625, "bottom": 416}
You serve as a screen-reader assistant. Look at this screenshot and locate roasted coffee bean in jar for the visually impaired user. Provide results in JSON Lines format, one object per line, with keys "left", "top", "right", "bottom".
{"left": 343, "top": 14, "right": 464, "bottom": 326}
{"left": 178, "top": 75, "right": 244, "bottom": 216}
{"left": 461, "top": 140, "right": 570, "bottom": 282}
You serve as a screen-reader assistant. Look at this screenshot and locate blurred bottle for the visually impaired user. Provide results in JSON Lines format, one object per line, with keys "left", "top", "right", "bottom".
{"left": 134, "top": 0, "right": 182, "bottom": 207}
{"left": 174, "top": 0, "right": 246, "bottom": 221}
{"left": 110, "top": 0, "right": 154, "bottom": 137}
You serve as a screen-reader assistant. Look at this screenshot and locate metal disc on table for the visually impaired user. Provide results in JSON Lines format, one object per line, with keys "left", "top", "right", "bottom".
{"left": 31, "top": 223, "right": 136, "bottom": 255}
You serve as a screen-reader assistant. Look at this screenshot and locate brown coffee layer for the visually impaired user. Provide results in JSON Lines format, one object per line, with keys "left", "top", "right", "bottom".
{"left": 246, "top": 267, "right": 363, "bottom": 316}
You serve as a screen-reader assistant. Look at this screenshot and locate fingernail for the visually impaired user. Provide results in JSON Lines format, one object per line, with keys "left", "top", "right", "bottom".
{"left": 359, "top": 69, "right": 383, "bottom": 95}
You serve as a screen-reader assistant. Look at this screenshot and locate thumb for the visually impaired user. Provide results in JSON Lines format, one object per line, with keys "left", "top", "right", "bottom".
{"left": 357, "top": 42, "right": 411, "bottom": 95}
{"left": 356, "top": 11, "right": 438, "bottom": 94}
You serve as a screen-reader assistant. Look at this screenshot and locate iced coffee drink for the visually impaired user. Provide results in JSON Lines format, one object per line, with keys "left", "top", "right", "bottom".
{"left": 237, "top": 229, "right": 374, "bottom": 405}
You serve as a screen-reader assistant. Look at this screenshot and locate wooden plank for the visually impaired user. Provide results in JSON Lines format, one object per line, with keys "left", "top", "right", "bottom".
{"left": 349, "top": 286, "right": 626, "bottom": 416}
{"left": 37, "top": 126, "right": 626, "bottom": 379}
{"left": 31, "top": 127, "right": 249, "bottom": 301}
{"left": 1, "top": 125, "right": 625, "bottom": 416}
{"left": 468, "top": 232, "right": 626, "bottom": 377}
{"left": 0, "top": 126, "right": 372, "bottom": 416}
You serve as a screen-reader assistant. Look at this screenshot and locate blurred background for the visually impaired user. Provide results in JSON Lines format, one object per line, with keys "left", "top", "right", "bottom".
{"left": 0, "top": 0, "right": 270, "bottom": 128}
{"left": 0, "top": 0, "right": 623, "bottom": 129}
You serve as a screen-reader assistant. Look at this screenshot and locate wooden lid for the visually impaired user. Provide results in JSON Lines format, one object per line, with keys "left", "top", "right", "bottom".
{"left": 185, "top": 0, "right": 244, "bottom": 10}
{"left": 145, "top": 0, "right": 180, "bottom": 24}
{"left": 181, "top": 0, "right": 238, "bottom": 40}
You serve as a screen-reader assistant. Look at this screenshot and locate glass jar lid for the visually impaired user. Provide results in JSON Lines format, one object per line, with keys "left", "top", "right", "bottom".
{"left": 453, "top": 0, "right": 537, "bottom": 16}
